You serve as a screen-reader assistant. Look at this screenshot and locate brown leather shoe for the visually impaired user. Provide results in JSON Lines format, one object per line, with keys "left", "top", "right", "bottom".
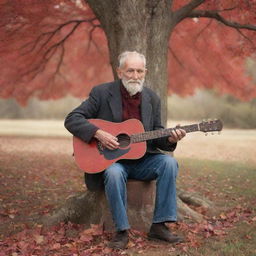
{"left": 148, "top": 223, "right": 183, "bottom": 243}
{"left": 108, "top": 230, "right": 129, "bottom": 249}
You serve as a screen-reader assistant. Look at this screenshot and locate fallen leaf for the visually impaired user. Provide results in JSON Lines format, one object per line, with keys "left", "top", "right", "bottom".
{"left": 52, "top": 243, "right": 61, "bottom": 250}
{"left": 79, "top": 234, "right": 93, "bottom": 242}
{"left": 219, "top": 213, "right": 227, "bottom": 220}
{"left": 102, "top": 247, "right": 112, "bottom": 254}
{"left": 34, "top": 235, "right": 44, "bottom": 244}
{"left": 64, "top": 243, "right": 73, "bottom": 248}
{"left": 213, "top": 229, "right": 227, "bottom": 236}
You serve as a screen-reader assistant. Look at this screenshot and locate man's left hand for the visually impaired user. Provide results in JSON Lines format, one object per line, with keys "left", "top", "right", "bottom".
{"left": 168, "top": 125, "right": 186, "bottom": 144}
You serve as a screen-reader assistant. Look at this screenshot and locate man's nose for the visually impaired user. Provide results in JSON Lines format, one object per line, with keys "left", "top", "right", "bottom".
{"left": 132, "top": 71, "right": 139, "bottom": 80}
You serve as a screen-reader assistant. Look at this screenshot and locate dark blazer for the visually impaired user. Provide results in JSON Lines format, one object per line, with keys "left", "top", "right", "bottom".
{"left": 64, "top": 80, "right": 176, "bottom": 190}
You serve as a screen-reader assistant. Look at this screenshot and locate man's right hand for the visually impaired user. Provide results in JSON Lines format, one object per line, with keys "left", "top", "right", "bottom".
{"left": 94, "top": 129, "right": 120, "bottom": 150}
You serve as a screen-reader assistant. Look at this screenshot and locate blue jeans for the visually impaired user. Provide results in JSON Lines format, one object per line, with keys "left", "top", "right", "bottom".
{"left": 103, "top": 153, "right": 179, "bottom": 231}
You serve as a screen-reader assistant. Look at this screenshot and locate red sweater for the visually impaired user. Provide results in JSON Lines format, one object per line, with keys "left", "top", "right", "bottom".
{"left": 120, "top": 84, "right": 141, "bottom": 121}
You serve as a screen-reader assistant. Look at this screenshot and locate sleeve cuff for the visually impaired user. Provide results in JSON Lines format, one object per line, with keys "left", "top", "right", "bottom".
{"left": 89, "top": 126, "right": 100, "bottom": 142}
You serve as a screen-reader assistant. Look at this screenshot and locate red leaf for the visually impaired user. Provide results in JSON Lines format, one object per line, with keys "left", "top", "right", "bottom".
{"left": 34, "top": 235, "right": 44, "bottom": 244}
{"left": 79, "top": 234, "right": 93, "bottom": 243}
{"left": 52, "top": 243, "right": 61, "bottom": 250}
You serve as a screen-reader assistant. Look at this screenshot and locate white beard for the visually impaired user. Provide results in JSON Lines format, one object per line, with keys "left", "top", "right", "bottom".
{"left": 122, "top": 78, "right": 144, "bottom": 96}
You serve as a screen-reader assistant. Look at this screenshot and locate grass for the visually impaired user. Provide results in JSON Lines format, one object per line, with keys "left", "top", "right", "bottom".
{"left": 185, "top": 221, "right": 256, "bottom": 256}
{"left": 178, "top": 158, "right": 256, "bottom": 203}
{"left": 176, "top": 158, "right": 256, "bottom": 256}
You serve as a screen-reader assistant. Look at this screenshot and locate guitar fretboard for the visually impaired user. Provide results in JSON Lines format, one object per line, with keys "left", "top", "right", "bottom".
{"left": 130, "top": 124, "right": 199, "bottom": 143}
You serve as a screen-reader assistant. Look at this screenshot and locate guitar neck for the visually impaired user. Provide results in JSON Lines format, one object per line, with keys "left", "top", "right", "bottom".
{"left": 131, "top": 124, "right": 199, "bottom": 143}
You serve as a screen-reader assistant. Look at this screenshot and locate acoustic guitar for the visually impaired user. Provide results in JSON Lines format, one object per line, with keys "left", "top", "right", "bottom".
{"left": 73, "top": 119, "right": 223, "bottom": 173}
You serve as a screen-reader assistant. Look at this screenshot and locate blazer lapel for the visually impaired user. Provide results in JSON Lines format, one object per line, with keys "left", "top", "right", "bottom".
{"left": 108, "top": 81, "right": 152, "bottom": 126}
{"left": 108, "top": 80, "right": 123, "bottom": 122}
{"left": 141, "top": 88, "right": 152, "bottom": 129}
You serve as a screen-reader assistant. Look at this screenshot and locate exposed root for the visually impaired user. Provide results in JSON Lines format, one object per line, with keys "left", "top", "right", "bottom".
{"left": 42, "top": 189, "right": 213, "bottom": 228}
{"left": 177, "top": 197, "right": 204, "bottom": 223}
{"left": 42, "top": 191, "right": 105, "bottom": 227}
{"left": 178, "top": 190, "right": 213, "bottom": 209}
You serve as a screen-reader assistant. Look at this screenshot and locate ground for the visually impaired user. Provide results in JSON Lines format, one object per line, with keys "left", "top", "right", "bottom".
{"left": 0, "top": 120, "right": 255, "bottom": 255}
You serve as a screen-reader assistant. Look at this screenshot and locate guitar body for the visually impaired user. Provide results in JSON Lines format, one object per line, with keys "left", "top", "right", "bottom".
{"left": 73, "top": 118, "right": 223, "bottom": 173}
{"left": 73, "top": 119, "right": 147, "bottom": 173}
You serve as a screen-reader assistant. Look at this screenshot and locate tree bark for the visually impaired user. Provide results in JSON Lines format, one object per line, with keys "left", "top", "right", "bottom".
{"left": 86, "top": 0, "right": 176, "bottom": 124}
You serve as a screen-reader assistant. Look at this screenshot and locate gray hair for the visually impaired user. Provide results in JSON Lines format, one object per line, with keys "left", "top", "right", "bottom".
{"left": 118, "top": 51, "right": 146, "bottom": 68}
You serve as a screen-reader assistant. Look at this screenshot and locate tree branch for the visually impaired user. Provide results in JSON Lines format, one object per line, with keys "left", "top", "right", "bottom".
{"left": 20, "top": 19, "right": 98, "bottom": 56}
{"left": 168, "top": 46, "right": 185, "bottom": 68}
{"left": 188, "top": 10, "right": 256, "bottom": 31}
{"left": 19, "top": 18, "right": 101, "bottom": 83}
{"left": 173, "top": 0, "right": 206, "bottom": 24}
{"left": 87, "top": 25, "right": 102, "bottom": 53}
{"left": 236, "top": 28, "right": 255, "bottom": 46}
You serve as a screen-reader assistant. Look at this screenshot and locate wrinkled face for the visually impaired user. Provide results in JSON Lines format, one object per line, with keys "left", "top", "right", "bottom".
{"left": 117, "top": 55, "right": 147, "bottom": 96}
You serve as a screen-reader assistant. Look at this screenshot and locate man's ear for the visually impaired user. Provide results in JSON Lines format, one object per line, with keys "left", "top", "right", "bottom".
{"left": 116, "top": 67, "right": 122, "bottom": 79}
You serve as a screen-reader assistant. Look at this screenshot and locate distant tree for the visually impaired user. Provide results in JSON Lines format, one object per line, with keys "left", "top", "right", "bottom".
{"left": 1, "top": 0, "right": 256, "bottom": 121}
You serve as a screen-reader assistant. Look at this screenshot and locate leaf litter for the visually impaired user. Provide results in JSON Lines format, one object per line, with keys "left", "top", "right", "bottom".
{"left": 0, "top": 136, "right": 255, "bottom": 255}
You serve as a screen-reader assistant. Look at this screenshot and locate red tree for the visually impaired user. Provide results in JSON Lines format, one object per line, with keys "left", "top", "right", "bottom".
{"left": 1, "top": 0, "right": 255, "bottom": 227}
{"left": 0, "top": 0, "right": 256, "bottom": 106}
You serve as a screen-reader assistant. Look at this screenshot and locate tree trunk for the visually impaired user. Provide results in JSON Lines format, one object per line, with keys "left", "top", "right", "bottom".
{"left": 86, "top": 0, "right": 175, "bottom": 124}
{"left": 42, "top": 187, "right": 211, "bottom": 228}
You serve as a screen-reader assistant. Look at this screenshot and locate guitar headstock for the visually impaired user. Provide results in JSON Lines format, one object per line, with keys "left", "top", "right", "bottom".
{"left": 199, "top": 119, "right": 223, "bottom": 133}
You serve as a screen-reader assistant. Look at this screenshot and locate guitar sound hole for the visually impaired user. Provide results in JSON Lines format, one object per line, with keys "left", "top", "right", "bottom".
{"left": 117, "top": 133, "right": 131, "bottom": 148}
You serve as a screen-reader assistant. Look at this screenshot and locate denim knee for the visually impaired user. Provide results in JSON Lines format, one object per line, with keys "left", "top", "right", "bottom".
{"left": 158, "top": 155, "right": 178, "bottom": 178}
{"left": 103, "top": 163, "right": 127, "bottom": 184}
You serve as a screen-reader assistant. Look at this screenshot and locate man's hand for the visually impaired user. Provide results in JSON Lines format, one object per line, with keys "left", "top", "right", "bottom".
{"left": 168, "top": 125, "right": 186, "bottom": 144}
{"left": 94, "top": 129, "right": 120, "bottom": 150}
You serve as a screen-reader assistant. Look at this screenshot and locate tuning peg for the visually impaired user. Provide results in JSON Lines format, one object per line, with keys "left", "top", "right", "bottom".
{"left": 205, "top": 132, "right": 208, "bottom": 136}
{"left": 218, "top": 131, "right": 221, "bottom": 135}
{"left": 211, "top": 132, "right": 215, "bottom": 135}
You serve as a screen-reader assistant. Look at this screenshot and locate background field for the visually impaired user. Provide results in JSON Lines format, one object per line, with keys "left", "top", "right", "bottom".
{"left": 1, "top": 90, "right": 256, "bottom": 129}
{"left": 0, "top": 119, "right": 255, "bottom": 165}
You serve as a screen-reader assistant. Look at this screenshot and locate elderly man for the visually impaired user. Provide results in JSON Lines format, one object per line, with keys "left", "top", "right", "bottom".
{"left": 65, "top": 51, "right": 186, "bottom": 249}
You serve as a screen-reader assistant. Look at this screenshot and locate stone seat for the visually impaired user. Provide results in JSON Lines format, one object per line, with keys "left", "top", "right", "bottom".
{"left": 101, "top": 179, "right": 156, "bottom": 232}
